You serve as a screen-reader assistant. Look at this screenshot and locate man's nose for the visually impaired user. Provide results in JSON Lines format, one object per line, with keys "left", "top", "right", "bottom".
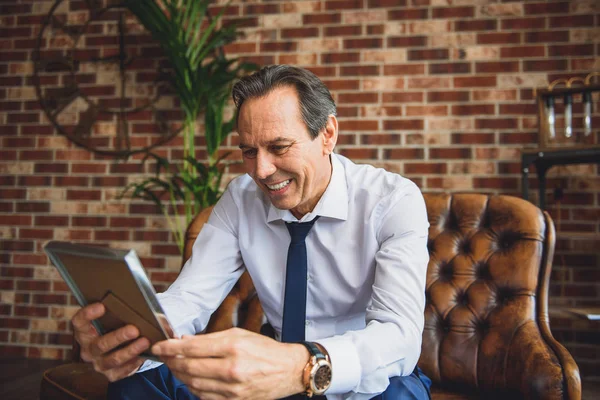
{"left": 255, "top": 151, "right": 277, "bottom": 180}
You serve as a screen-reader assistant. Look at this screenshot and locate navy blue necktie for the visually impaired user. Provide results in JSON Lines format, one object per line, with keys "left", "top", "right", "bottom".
{"left": 281, "top": 217, "right": 319, "bottom": 343}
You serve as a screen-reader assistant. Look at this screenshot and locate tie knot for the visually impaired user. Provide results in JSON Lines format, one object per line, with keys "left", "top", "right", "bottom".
{"left": 286, "top": 217, "right": 319, "bottom": 244}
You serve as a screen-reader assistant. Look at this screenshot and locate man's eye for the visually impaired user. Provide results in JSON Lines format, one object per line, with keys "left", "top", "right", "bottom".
{"left": 242, "top": 149, "right": 257, "bottom": 158}
{"left": 270, "top": 145, "right": 291, "bottom": 154}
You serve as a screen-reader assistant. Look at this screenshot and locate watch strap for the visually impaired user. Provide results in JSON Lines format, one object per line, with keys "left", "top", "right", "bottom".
{"left": 301, "top": 341, "right": 326, "bottom": 362}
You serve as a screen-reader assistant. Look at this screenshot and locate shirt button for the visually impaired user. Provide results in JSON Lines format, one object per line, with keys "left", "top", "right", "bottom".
{"left": 307, "top": 274, "right": 311, "bottom": 281}
{"left": 305, "top": 320, "right": 311, "bottom": 326}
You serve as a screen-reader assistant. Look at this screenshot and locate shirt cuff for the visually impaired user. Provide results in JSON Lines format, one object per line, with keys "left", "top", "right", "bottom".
{"left": 137, "top": 359, "right": 163, "bottom": 373}
{"left": 316, "top": 335, "right": 361, "bottom": 394}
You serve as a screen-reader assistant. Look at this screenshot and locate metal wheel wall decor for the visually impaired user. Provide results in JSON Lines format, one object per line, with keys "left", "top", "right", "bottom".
{"left": 33, "top": 0, "right": 183, "bottom": 159}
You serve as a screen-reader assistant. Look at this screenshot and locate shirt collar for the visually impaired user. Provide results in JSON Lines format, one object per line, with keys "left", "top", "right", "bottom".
{"left": 266, "top": 153, "right": 349, "bottom": 223}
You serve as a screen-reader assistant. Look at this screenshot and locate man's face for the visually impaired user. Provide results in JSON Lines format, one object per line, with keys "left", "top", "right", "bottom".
{"left": 237, "top": 86, "right": 337, "bottom": 219}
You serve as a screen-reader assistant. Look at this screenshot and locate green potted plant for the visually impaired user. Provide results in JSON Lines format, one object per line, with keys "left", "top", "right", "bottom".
{"left": 120, "top": 0, "right": 257, "bottom": 253}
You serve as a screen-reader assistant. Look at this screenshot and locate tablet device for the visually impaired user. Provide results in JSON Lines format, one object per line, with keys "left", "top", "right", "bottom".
{"left": 44, "top": 241, "right": 176, "bottom": 360}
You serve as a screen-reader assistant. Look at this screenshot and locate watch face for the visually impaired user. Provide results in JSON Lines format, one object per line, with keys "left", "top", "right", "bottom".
{"left": 314, "top": 364, "right": 332, "bottom": 391}
{"left": 33, "top": 0, "right": 183, "bottom": 158}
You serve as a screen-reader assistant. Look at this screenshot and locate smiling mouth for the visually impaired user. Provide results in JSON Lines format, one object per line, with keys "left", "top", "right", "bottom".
{"left": 266, "top": 179, "right": 291, "bottom": 191}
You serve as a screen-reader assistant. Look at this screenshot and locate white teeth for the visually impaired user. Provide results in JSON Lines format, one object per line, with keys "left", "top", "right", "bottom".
{"left": 266, "top": 179, "right": 291, "bottom": 191}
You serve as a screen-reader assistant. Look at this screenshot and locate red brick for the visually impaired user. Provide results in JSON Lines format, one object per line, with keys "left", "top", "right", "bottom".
{"left": 321, "top": 79, "right": 360, "bottom": 90}
{"left": 0, "top": 240, "right": 33, "bottom": 252}
{"left": 549, "top": 44, "right": 595, "bottom": 57}
{"left": 338, "top": 92, "right": 378, "bottom": 104}
{"left": 454, "top": 76, "right": 497, "bottom": 88}
{"left": 0, "top": 202, "right": 13, "bottom": 212}
{"left": 408, "top": 49, "right": 449, "bottom": 61}
{"left": 549, "top": 15, "right": 594, "bottom": 28}
{"left": 303, "top": 13, "right": 341, "bottom": 25}
{"left": 383, "top": 92, "right": 424, "bottom": 103}
{"left": 14, "top": 306, "right": 48, "bottom": 318}
{"left": 305, "top": 66, "right": 337, "bottom": 77}
{"left": 0, "top": 176, "right": 16, "bottom": 186}
{"left": 325, "top": 0, "right": 363, "bottom": 10}
{"left": 322, "top": 52, "right": 360, "bottom": 64}
{"left": 340, "top": 65, "right": 380, "bottom": 76}
{"left": 360, "top": 134, "right": 402, "bottom": 145}
{"left": 455, "top": 19, "right": 496, "bottom": 31}
{"left": 387, "top": 36, "right": 427, "bottom": 48}
{"left": 95, "top": 230, "right": 130, "bottom": 241}
{"left": 429, "top": 147, "right": 472, "bottom": 159}
{"left": 383, "top": 64, "right": 426, "bottom": 75}
{"left": 432, "top": 7, "right": 474, "bottom": 19}
{"left": 477, "top": 32, "right": 521, "bottom": 45}
{"left": 404, "top": 163, "right": 447, "bottom": 174}
{"left": 0, "top": 150, "right": 17, "bottom": 161}
{"left": 452, "top": 104, "right": 495, "bottom": 116}
{"left": 500, "top": 132, "right": 537, "bottom": 145}
{"left": 3, "top": 137, "right": 34, "bottom": 148}
{"left": 0, "top": 215, "right": 31, "bottom": 225}
{"left": 389, "top": 9, "right": 429, "bottom": 20}
{"left": 523, "top": 59, "right": 568, "bottom": 72}
{"left": 243, "top": 3, "right": 279, "bottom": 14}
{"left": 19, "top": 229, "right": 53, "bottom": 240}
{"left": 524, "top": 2, "right": 569, "bottom": 14}
{"left": 406, "top": 105, "right": 448, "bottom": 117}
{"left": 19, "top": 150, "right": 53, "bottom": 161}
{"left": 54, "top": 176, "right": 89, "bottom": 187}
{"left": 282, "top": 27, "right": 320, "bottom": 39}
{"left": 92, "top": 177, "right": 127, "bottom": 187}
{"left": 66, "top": 189, "right": 101, "bottom": 201}
{"left": 451, "top": 133, "right": 495, "bottom": 145}
{"left": 476, "top": 118, "right": 518, "bottom": 130}
{"left": 71, "top": 163, "right": 107, "bottom": 174}
{"left": 427, "top": 91, "right": 470, "bottom": 103}
{"left": 429, "top": 62, "right": 470, "bottom": 74}
{"left": 500, "top": 46, "right": 545, "bottom": 58}
{"left": 72, "top": 216, "right": 107, "bottom": 227}
{"left": 134, "top": 231, "right": 171, "bottom": 242}
{"left": 0, "top": 318, "right": 29, "bottom": 329}
{"left": 383, "top": 120, "right": 424, "bottom": 131}
{"left": 16, "top": 202, "right": 50, "bottom": 213}
{"left": 16, "top": 176, "right": 50, "bottom": 186}
{"left": 368, "top": 0, "right": 407, "bottom": 7}
{"left": 367, "top": 25, "right": 384, "bottom": 35}
{"left": 152, "top": 244, "right": 180, "bottom": 256}
{"left": 34, "top": 163, "right": 68, "bottom": 174}
{"left": 1, "top": 265, "right": 33, "bottom": 278}
{"left": 260, "top": 41, "right": 297, "bottom": 52}
{"left": 475, "top": 61, "right": 519, "bottom": 74}
{"left": 383, "top": 148, "right": 425, "bottom": 159}
{"left": 524, "top": 30, "right": 569, "bottom": 43}
{"left": 0, "top": 188, "right": 26, "bottom": 199}
{"left": 344, "top": 38, "right": 383, "bottom": 49}
{"left": 499, "top": 104, "right": 537, "bottom": 115}
{"left": 501, "top": 17, "right": 546, "bottom": 30}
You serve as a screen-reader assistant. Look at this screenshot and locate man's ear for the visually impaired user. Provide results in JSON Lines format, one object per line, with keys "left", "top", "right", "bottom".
{"left": 322, "top": 115, "right": 338, "bottom": 155}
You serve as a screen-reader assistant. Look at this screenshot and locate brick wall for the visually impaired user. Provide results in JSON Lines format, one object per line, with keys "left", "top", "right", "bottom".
{"left": 1, "top": 0, "right": 599, "bottom": 381}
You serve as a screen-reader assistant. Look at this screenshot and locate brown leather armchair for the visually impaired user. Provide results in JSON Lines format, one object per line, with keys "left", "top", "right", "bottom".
{"left": 40, "top": 193, "right": 580, "bottom": 399}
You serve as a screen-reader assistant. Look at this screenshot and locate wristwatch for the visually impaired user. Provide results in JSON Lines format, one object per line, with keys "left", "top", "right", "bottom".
{"left": 301, "top": 341, "right": 332, "bottom": 397}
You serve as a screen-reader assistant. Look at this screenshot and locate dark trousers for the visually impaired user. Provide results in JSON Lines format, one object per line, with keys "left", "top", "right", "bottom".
{"left": 107, "top": 363, "right": 431, "bottom": 399}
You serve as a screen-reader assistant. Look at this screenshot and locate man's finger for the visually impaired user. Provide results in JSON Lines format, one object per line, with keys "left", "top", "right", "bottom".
{"left": 96, "top": 337, "right": 150, "bottom": 371}
{"left": 90, "top": 325, "right": 140, "bottom": 357}
{"left": 152, "top": 333, "right": 234, "bottom": 358}
{"left": 72, "top": 303, "right": 105, "bottom": 332}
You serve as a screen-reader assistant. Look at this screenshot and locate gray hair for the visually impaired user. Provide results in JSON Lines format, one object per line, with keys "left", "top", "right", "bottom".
{"left": 232, "top": 65, "right": 337, "bottom": 139}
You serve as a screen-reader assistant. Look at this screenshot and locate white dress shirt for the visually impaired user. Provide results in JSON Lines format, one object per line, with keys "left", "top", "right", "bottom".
{"left": 146, "top": 153, "right": 429, "bottom": 400}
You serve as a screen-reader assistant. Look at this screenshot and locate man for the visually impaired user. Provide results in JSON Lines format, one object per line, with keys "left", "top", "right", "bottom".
{"left": 71, "top": 65, "right": 431, "bottom": 399}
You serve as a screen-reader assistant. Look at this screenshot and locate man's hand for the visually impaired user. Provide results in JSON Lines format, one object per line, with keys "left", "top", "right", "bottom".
{"left": 152, "top": 327, "right": 309, "bottom": 400}
{"left": 72, "top": 303, "right": 150, "bottom": 382}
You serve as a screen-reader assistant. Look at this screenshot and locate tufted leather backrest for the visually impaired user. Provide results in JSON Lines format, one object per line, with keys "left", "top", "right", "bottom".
{"left": 183, "top": 194, "right": 580, "bottom": 399}
{"left": 420, "top": 193, "right": 579, "bottom": 399}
